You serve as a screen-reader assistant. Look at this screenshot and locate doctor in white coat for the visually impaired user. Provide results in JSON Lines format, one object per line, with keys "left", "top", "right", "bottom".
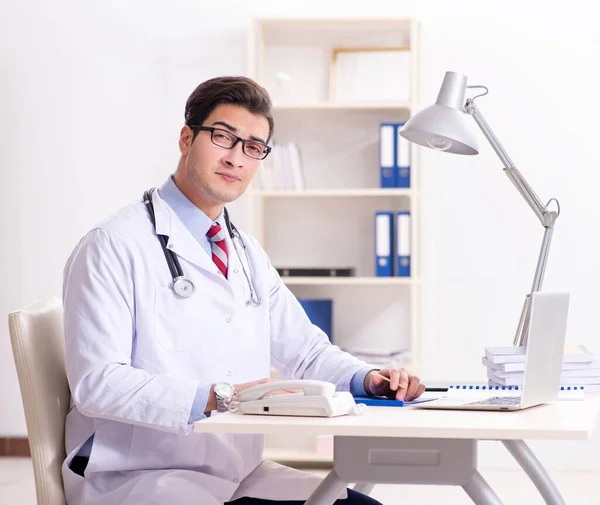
{"left": 62, "top": 76, "right": 425, "bottom": 505}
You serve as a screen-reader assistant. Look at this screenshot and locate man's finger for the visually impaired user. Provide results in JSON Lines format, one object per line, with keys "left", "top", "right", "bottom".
{"left": 388, "top": 368, "right": 400, "bottom": 392}
{"left": 405, "top": 375, "right": 420, "bottom": 401}
{"left": 236, "top": 378, "right": 271, "bottom": 393}
{"left": 396, "top": 369, "right": 409, "bottom": 400}
{"left": 265, "top": 388, "right": 303, "bottom": 397}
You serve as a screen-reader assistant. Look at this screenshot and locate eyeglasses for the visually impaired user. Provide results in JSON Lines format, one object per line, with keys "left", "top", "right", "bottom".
{"left": 190, "top": 125, "right": 271, "bottom": 160}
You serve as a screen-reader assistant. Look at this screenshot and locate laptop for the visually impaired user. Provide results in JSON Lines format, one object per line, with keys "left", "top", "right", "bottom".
{"left": 417, "top": 292, "right": 570, "bottom": 411}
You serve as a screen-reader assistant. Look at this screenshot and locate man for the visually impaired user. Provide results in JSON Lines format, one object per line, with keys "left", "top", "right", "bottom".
{"left": 62, "top": 76, "right": 425, "bottom": 505}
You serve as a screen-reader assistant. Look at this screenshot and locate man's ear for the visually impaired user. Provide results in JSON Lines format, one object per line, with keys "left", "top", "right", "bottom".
{"left": 179, "top": 125, "right": 193, "bottom": 155}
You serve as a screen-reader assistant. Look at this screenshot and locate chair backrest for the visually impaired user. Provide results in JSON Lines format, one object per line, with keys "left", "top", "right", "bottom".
{"left": 9, "top": 297, "right": 69, "bottom": 505}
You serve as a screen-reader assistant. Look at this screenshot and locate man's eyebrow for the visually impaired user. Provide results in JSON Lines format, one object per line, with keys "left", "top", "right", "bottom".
{"left": 211, "top": 120, "right": 267, "bottom": 144}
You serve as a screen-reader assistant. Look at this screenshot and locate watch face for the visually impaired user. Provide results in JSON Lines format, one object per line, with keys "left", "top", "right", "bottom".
{"left": 214, "top": 382, "right": 234, "bottom": 398}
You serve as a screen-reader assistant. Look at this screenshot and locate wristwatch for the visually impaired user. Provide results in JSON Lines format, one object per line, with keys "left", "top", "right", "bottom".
{"left": 214, "top": 382, "right": 235, "bottom": 413}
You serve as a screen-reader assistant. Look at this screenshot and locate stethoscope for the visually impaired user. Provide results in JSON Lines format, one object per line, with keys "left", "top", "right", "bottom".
{"left": 143, "top": 188, "right": 261, "bottom": 306}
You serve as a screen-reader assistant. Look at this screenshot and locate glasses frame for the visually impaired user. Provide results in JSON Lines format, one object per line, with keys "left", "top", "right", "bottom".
{"left": 190, "top": 125, "right": 271, "bottom": 160}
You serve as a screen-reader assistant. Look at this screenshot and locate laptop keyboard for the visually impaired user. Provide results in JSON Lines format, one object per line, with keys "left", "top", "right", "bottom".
{"left": 465, "top": 396, "right": 521, "bottom": 406}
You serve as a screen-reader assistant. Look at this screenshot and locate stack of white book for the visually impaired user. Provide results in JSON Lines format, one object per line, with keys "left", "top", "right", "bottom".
{"left": 483, "top": 344, "right": 600, "bottom": 392}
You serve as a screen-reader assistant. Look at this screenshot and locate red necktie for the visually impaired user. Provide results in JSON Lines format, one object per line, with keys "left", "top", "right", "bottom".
{"left": 206, "top": 223, "right": 228, "bottom": 278}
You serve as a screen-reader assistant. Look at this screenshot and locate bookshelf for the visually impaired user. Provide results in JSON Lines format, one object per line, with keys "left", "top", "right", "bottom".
{"left": 246, "top": 17, "right": 421, "bottom": 465}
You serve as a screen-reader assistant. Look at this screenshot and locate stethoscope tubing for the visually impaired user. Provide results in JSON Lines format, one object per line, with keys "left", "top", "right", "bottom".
{"left": 143, "top": 188, "right": 261, "bottom": 305}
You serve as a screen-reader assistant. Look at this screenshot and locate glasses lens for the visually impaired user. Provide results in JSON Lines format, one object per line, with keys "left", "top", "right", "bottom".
{"left": 211, "top": 129, "right": 236, "bottom": 148}
{"left": 243, "top": 141, "right": 268, "bottom": 160}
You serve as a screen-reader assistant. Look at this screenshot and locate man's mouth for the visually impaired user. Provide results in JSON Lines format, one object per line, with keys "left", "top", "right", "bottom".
{"left": 216, "top": 172, "right": 240, "bottom": 183}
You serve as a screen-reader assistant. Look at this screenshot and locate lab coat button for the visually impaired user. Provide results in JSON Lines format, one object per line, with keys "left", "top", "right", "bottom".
{"left": 226, "top": 317, "right": 232, "bottom": 323}
{"left": 233, "top": 268, "right": 239, "bottom": 274}
{"left": 227, "top": 370, "right": 232, "bottom": 376}
{"left": 233, "top": 478, "right": 239, "bottom": 483}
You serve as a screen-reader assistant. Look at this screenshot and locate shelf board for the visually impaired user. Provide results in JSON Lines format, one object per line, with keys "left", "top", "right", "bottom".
{"left": 272, "top": 101, "right": 411, "bottom": 111}
{"left": 254, "top": 188, "right": 414, "bottom": 198}
{"left": 282, "top": 277, "right": 414, "bottom": 286}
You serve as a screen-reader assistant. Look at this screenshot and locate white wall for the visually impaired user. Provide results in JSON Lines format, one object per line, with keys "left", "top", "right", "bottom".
{"left": 2, "top": 0, "right": 600, "bottom": 469}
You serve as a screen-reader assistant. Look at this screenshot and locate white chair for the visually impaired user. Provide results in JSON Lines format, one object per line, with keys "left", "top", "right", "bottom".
{"left": 9, "top": 297, "right": 69, "bottom": 505}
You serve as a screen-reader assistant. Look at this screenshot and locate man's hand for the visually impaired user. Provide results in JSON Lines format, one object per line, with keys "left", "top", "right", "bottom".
{"left": 364, "top": 366, "right": 425, "bottom": 401}
{"left": 206, "top": 378, "right": 271, "bottom": 412}
{"left": 206, "top": 378, "right": 303, "bottom": 412}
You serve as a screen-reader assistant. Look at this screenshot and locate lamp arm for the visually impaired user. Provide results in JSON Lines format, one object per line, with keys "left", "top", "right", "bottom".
{"left": 465, "top": 99, "right": 555, "bottom": 226}
{"left": 465, "top": 99, "right": 561, "bottom": 346}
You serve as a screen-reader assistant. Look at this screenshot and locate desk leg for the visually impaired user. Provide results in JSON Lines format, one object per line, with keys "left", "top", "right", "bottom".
{"left": 502, "top": 440, "right": 566, "bottom": 505}
{"left": 305, "top": 468, "right": 349, "bottom": 505}
{"left": 462, "top": 470, "right": 504, "bottom": 505}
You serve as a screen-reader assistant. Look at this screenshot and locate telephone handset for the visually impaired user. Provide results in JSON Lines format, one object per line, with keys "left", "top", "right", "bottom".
{"left": 237, "top": 380, "right": 336, "bottom": 402}
{"left": 236, "top": 379, "right": 365, "bottom": 417}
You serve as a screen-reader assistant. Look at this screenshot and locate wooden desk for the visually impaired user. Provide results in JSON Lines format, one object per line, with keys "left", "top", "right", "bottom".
{"left": 195, "top": 395, "right": 600, "bottom": 505}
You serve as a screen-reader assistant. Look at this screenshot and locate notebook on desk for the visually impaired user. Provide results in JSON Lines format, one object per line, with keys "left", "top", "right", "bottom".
{"left": 416, "top": 292, "right": 570, "bottom": 412}
{"left": 445, "top": 384, "right": 585, "bottom": 400}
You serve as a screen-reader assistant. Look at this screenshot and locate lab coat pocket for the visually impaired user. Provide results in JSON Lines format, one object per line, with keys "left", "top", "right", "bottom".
{"left": 128, "top": 424, "right": 207, "bottom": 471}
{"left": 153, "top": 286, "right": 209, "bottom": 351}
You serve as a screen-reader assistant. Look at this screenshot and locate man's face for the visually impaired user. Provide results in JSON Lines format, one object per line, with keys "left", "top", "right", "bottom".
{"left": 178, "top": 103, "right": 269, "bottom": 208}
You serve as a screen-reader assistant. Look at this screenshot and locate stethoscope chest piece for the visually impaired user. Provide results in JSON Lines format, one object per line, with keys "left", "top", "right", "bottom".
{"left": 173, "top": 276, "right": 195, "bottom": 298}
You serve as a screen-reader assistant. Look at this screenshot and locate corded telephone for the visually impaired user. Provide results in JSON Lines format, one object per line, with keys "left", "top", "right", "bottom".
{"left": 236, "top": 379, "right": 365, "bottom": 417}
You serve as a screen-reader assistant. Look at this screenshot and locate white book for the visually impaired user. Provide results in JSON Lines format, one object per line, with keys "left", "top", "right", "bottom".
{"left": 288, "top": 143, "right": 305, "bottom": 191}
{"left": 482, "top": 356, "right": 600, "bottom": 372}
{"left": 488, "top": 367, "right": 600, "bottom": 379}
{"left": 260, "top": 143, "right": 276, "bottom": 190}
{"left": 487, "top": 369, "right": 600, "bottom": 386}
{"left": 485, "top": 344, "right": 597, "bottom": 364}
{"left": 273, "top": 144, "right": 285, "bottom": 190}
{"left": 282, "top": 144, "right": 295, "bottom": 190}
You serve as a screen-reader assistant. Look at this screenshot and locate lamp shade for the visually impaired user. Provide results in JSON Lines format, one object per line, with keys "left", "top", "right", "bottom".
{"left": 399, "top": 71, "right": 479, "bottom": 155}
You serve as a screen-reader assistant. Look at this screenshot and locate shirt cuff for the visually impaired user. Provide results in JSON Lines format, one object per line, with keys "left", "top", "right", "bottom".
{"left": 189, "top": 383, "right": 212, "bottom": 422}
{"left": 350, "top": 366, "right": 378, "bottom": 397}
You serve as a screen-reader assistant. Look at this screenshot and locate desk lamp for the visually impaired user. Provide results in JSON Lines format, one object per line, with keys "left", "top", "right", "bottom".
{"left": 399, "top": 71, "right": 560, "bottom": 346}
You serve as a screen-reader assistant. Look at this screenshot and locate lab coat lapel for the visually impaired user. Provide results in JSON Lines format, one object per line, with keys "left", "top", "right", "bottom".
{"left": 225, "top": 232, "right": 250, "bottom": 307}
{"left": 151, "top": 190, "right": 223, "bottom": 278}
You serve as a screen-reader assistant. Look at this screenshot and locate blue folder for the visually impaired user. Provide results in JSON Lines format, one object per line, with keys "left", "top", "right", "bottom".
{"left": 298, "top": 299, "right": 333, "bottom": 341}
{"left": 395, "top": 123, "right": 411, "bottom": 188}
{"left": 395, "top": 211, "right": 411, "bottom": 277}
{"left": 353, "top": 396, "right": 437, "bottom": 407}
{"left": 375, "top": 211, "right": 393, "bottom": 276}
{"left": 379, "top": 123, "right": 396, "bottom": 187}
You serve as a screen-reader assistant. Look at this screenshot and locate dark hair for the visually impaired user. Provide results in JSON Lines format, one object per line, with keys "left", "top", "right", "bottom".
{"left": 184, "top": 76, "right": 274, "bottom": 143}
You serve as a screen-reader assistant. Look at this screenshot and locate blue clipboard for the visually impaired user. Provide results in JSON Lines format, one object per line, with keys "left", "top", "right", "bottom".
{"left": 353, "top": 396, "right": 437, "bottom": 407}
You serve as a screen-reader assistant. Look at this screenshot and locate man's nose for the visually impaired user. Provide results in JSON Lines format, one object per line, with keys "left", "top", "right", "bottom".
{"left": 223, "top": 142, "right": 245, "bottom": 168}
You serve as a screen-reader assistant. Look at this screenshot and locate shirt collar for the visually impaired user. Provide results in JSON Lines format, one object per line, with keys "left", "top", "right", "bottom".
{"left": 158, "top": 175, "right": 224, "bottom": 239}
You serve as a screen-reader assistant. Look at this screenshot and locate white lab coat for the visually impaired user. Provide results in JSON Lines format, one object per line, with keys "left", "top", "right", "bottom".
{"left": 62, "top": 189, "right": 368, "bottom": 505}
